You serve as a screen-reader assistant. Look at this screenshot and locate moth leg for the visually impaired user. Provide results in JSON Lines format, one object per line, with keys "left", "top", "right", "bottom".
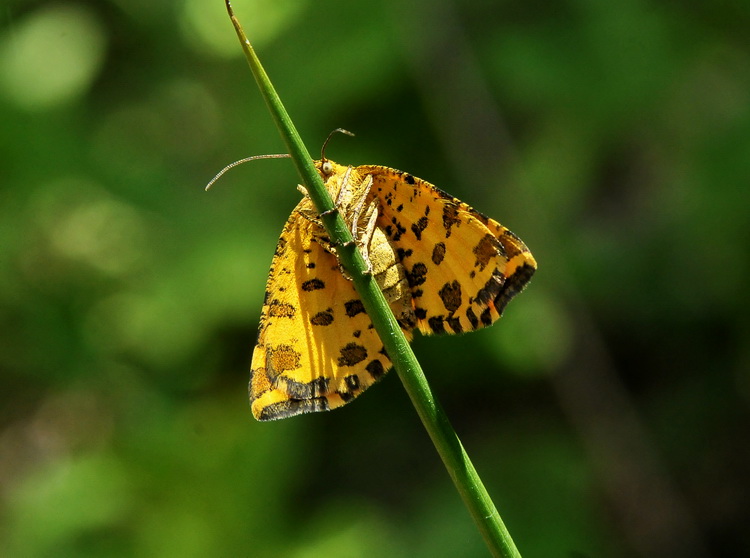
{"left": 296, "top": 206, "right": 322, "bottom": 227}
{"left": 294, "top": 209, "right": 356, "bottom": 281}
{"left": 355, "top": 199, "right": 382, "bottom": 276}
{"left": 335, "top": 166, "right": 355, "bottom": 207}
{"left": 349, "top": 174, "right": 374, "bottom": 237}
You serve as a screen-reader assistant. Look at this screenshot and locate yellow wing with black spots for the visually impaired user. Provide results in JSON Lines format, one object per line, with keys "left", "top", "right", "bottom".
{"left": 249, "top": 201, "right": 404, "bottom": 421}
{"left": 355, "top": 164, "right": 536, "bottom": 336}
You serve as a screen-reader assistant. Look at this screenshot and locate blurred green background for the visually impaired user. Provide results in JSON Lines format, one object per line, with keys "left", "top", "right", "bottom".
{"left": 1, "top": 0, "right": 749, "bottom": 556}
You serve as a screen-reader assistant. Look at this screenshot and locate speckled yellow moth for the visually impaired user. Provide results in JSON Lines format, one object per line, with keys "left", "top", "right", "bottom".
{"left": 249, "top": 158, "right": 536, "bottom": 421}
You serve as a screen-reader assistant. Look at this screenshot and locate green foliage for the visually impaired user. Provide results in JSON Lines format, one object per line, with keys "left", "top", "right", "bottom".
{"left": 1, "top": 0, "right": 749, "bottom": 556}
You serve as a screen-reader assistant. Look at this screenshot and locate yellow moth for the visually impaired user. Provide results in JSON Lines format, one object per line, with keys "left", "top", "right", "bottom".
{"left": 248, "top": 158, "right": 536, "bottom": 421}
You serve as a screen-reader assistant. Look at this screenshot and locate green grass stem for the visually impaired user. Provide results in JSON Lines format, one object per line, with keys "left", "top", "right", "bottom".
{"left": 224, "top": 2, "right": 521, "bottom": 556}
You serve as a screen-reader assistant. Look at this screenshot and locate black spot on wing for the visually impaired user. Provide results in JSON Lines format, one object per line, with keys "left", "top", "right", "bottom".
{"left": 473, "top": 234, "right": 503, "bottom": 271}
{"left": 310, "top": 310, "right": 334, "bottom": 326}
{"left": 390, "top": 218, "right": 407, "bottom": 241}
{"left": 274, "top": 236, "right": 288, "bottom": 256}
{"left": 446, "top": 316, "right": 463, "bottom": 333}
{"left": 345, "top": 374, "right": 360, "bottom": 391}
{"left": 366, "top": 359, "right": 386, "bottom": 379}
{"left": 406, "top": 262, "right": 428, "bottom": 287}
{"left": 338, "top": 343, "right": 368, "bottom": 367}
{"left": 428, "top": 316, "right": 445, "bottom": 334}
{"left": 337, "top": 375, "right": 361, "bottom": 402}
{"left": 285, "top": 376, "right": 330, "bottom": 399}
{"left": 466, "top": 307, "right": 479, "bottom": 329}
{"left": 396, "top": 247, "right": 413, "bottom": 261}
{"left": 442, "top": 204, "right": 462, "bottom": 238}
{"left": 257, "top": 398, "right": 329, "bottom": 421}
{"left": 480, "top": 307, "right": 493, "bottom": 326}
{"left": 438, "top": 281, "right": 462, "bottom": 313}
{"left": 345, "top": 299, "right": 365, "bottom": 317}
{"left": 337, "top": 390, "right": 355, "bottom": 403}
{"left": 411, "top": 216, "right": 429, "bottom": 240}
{"left": 301, "top": 278, "right": 325, "bottom": 291}
{"left": 431, "top": 242, "right": 446, "bottom": 265}
{"left": 475, "top": 269, "right": 505, "bottom": 307}
{"left": 268, "top": 299, "right": 296, "bottom": 318}
{"left": 494, "top": 262, "right": 536, "bottom": 314}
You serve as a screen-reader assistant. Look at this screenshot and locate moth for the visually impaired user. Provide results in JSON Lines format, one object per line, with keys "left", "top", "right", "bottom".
{"left": 247, "top": 158, "right": 536, "bottom": 421}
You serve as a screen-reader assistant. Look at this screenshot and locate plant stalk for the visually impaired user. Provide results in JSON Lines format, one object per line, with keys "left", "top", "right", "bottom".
{"left": 224, "top": 2, "right": 521, "bottom": 555}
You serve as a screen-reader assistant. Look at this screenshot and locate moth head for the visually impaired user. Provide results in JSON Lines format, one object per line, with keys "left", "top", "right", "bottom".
{"left": 320, "top": 160, "right": 334, "bottom": 177}
{"left": 318, "top": 128, "right": 355, "bottom": 180}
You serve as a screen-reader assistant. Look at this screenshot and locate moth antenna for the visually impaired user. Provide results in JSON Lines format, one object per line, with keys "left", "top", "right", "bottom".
{"left": 205, "top": 153, "right": 291, "bottom": 191}
{"left": 321, "top": 128, "right": 355, "bottom": 162}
